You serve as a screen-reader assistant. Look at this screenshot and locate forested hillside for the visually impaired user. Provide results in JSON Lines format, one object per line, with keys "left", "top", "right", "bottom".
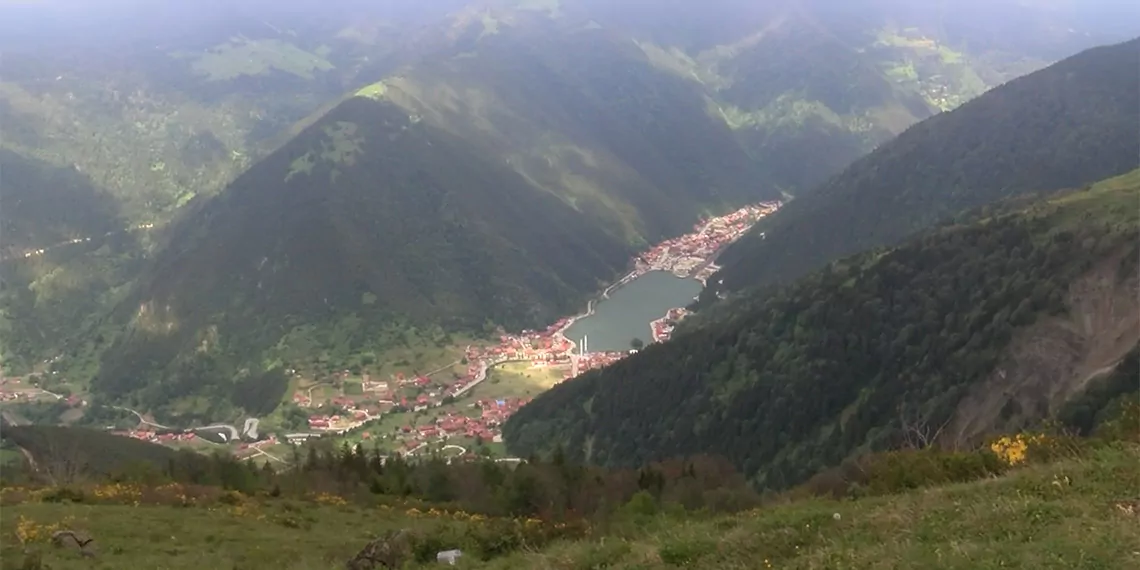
{"left": 505, "top": 170, "right": 1140, "bottom": 490}
{"left": 5, "top": 0, "right": 1138, "bottom": 418}
{"left": 0, "top": 0, "right": 467, "bottom": 373}
{"left": 89, "top": 16, "right": 782, "bottom": 422}
{"left": 711, "top": 37, "right": 1140, "bottom": 295}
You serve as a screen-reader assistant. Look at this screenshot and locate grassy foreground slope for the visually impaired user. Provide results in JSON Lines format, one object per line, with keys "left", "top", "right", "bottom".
{"left": 711, "top": 37, "right": 1140, "bottom": 295}
{"left": 505, "top": 169, "right": 1140, "bottom": 489}
{"left": 2, "top": 442, "right": 1137, "bottom": 569}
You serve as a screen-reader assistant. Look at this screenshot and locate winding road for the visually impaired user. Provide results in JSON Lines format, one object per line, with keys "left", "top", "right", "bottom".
{"left": 450, "top": 361, "right": 491, "bottom": 399}
{"left": 0, "top": 223, "right": 159, "bottom": 263}
{"left": 112, "top": 406, "right": 172, "bottom": 430}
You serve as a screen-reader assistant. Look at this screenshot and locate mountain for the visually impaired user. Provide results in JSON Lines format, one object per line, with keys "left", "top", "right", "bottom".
{"left": 710, "top": 37, "right": 1140, "bottom": 295}
{"left": 88, "top": 15, "right": 777, "bottom": 422}
{"left": 0, "top": 0, "right": 474, "bottom": 224}
{"left": 504, "top": 168, "right": 1140, "bottom": 489}
{"left": 0, "top": 0, "right": 470, "bottom": 374}
{"left": 572, "top": 0, "right": 1140, "bottom": 193}
{"left": 3, "top": 0, "right": 1138, "bottom": 407}
{"left": 0, "top": 150, "right": 147, "bottom": 378}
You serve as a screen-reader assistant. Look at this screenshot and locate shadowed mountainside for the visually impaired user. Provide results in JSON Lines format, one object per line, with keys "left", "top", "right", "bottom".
{"left": 710, "top": 37, "right": 1140, "bottom": 295}
{"left": 505, "top": 168, "right": 1140, "bottom": 490}
{"left": 90, "top": 20, "right": 780, "bottom": 421}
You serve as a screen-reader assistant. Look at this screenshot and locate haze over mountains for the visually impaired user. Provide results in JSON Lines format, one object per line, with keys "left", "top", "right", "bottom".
{"left": 710, "top": 36, "right": 1140, "bottom": 295}
{"left": 2, "top": 0, "right": 1139, "bottom": 426}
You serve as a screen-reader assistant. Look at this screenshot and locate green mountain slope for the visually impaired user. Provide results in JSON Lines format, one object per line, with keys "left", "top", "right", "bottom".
{"left": 504, "top": 169, "right": 1140, "bottom": 489}
{"left": 0, "top": 0, "right": 471, "bottom": 373}
{"left": 89, "top": 19, "right": 780, "bottom": 422}
{"left": 576, "top": 0, "right": 1140, "bottom": 194}
{"left": 0, "top": 150, "right": 150, "bottom": 377}
{"left": 4, "top": 0, "right": 1137, "bottom": 402}
{"left": 711, "top": 37, "right": 1140, "bottom": 295}
{"left": 0, "top": 0, "right": 474, "bottom": 223}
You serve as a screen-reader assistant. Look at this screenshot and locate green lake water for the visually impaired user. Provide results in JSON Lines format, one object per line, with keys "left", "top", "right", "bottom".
{"left": 564, "top": 271, "right": 702, "bottom": 353}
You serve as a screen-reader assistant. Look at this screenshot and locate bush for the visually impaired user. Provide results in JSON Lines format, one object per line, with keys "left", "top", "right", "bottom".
{"left": 1094, "top": 400, "right": 1140, "bottom": 443}
{"left": 658, "top": 536, "right": 716, "bottom": 566}
{"left": 41, "top": 487, "right": 86, "bottom": 504}
{"left": 219, "top": 490, "right": 246, "bottom": 505}
{"left": 798, "top": 448, "right": 1010, "bottom": 498}
{"left": 572, "top": 540, "right": 632, "bottom": 569}
{"left": 858, "top": 448, "right": 1008, "bottom": 494}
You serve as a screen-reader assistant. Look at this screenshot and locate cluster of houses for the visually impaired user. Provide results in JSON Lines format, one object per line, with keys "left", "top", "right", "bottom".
{"left": 278, "top": 201, "right": 786, "bottom": 455}
{"left": 0, "top": 391, "right": 29, "bottom": 403}
{"left": 637, "top": 201, "right": 782, "bottom": 276}
{"left": 0, "top": 376, "right": 67, "bottom": 404}
{"left": 651, "top": 307, "right": 690, "bottom": 343}
{"left": 110, "top": 429, "right": 198, "bottom": 444}
{"left": 576, "top": 351, "right": 628, "bottom": 374}
{"left": 234, "top": 436, "right": 280, "bottom": 458}
{"left": 393, "top": 397, "right": 528, "bottom": 452}
{"left": 470, "top": 323, "right": 575, "bottom": 365}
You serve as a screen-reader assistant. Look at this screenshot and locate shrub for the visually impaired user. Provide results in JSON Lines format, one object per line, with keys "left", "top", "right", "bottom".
{"left": 41, "top": 487, "right": 86, "bottom": 504}
{"left": 1095, "top": 400, "right": 1140, "bottom": 443}
{"left": 219, "top": 490, "right": 245, "bottom": 505}
{"left": 572, "top": 540, "right": 632, "bottom": 569}
{"left": 658, "top": 536, "right": 716, "bottom": 566}
{"left": 853, "top": 448, "right": 1008, "bottom": 496}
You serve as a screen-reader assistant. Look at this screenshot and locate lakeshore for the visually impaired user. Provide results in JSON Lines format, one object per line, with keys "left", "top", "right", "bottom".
{"left": 1, "top": 201, "right": 783, "bottom": 460}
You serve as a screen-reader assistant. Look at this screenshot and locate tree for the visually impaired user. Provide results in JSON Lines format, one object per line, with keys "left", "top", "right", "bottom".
{"left": 630, "top": 338, "right": 645, "bottom": 350}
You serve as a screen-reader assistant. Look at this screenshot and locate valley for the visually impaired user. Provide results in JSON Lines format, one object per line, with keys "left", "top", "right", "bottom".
{"left": 2, "top": 4, "right": 1140, "bottom": 568}
{"left": 0, "top": 201, "right": 781, "bottom": 461}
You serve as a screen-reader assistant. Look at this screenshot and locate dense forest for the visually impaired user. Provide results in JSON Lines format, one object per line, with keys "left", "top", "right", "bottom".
{"left": 711, "top": 37, "right": 1140, "bottom": 296}
{"left": 505, "top": 170, "right": 1140, "bottom": 490}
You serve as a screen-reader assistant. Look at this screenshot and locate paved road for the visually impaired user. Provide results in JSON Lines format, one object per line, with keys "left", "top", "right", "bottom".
{"left": 450, "top": 361, "right": 491, "bottom": 399}
{"left": 242, "top": 418, "right": 259, "bottom": 440}
{"left": 196, "top": 424, "right": 240, "bottom": 441}
{"left": 112, "top": 406, "right": 172, "bottom": 430}
{"left": 1, "top": 223, "right": 158, "bottom": 262}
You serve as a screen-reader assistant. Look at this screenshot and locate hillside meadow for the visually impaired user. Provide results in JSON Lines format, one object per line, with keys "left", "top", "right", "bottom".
{"left": 2, "top": 426, "right": 1138, "bottom": 569}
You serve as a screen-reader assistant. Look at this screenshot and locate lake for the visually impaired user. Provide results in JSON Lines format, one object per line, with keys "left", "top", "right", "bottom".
{"left": 564, "top": 271, "right": 702, "bottom": 353}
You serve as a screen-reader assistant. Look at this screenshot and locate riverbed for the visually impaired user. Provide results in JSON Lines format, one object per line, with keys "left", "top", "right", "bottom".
{"left": 564, "top": 271, "right": 702, "bottom": 353}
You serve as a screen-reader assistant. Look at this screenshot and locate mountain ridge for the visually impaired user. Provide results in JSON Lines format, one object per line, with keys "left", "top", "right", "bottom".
{"left": 88, "top": 23, "right": 785, "bottom": 421}
{"left": 504, "top": 159, "right": 1139, "bottom": 488}
{"left": 4, "top": 0, "right": 1139, "bottom": 415}
{"left": 710, "top": 36, "right": 1140, "bottom": 296}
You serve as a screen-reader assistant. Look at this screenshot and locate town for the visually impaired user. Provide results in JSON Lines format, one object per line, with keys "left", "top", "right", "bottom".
{"left": 0, "top": 201, "right": 782, "bottom": 461}
{"left": 285, "top": 201, "right": 782, "bottom": 455}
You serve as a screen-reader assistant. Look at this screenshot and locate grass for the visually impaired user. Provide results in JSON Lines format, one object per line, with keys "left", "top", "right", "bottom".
{"left": 0, "top": 447, "right": 23, "bottom": 467}
{"left": 183, "top": 38, "right": 334, "bottom": 81}
{"left": 285, "top": 121, "right": 365, "bottom": 183}
{"left": 484, "top": 443, "right": 1140, "bottom": 569}
{"left": 355, "top": 81, "right": 388, "bottom": 100}
{"left": 1, "top": 501, "right": 443, "bottom": 570}
{"left": 2, "top": 444, "right": 1136, "bottom": 568}
{"left": 472, "top": 362, "right": 566, "bottom": 401}
{"left": 1035, "top": 168, "right": 1138, "bottom": 230}
{"left": 312, "top": 361, "right": 556, "bottom": 452}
